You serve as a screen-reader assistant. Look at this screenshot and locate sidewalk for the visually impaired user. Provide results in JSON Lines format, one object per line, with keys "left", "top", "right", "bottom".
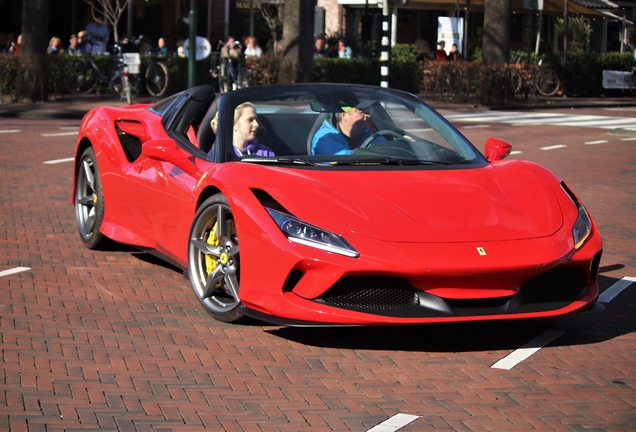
{"left": 1, "top": 92, "right": 635, "bottom": 120}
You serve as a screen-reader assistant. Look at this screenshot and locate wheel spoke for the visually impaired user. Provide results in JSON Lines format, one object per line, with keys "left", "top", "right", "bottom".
{"left": 190, "top": 238, "right": 221, "bottom": 258}
{"left": 216, "top": 206, "right": 227, "bottom": 238}
{"left": 82, "top": 160, "right": 95, "bottom": 190}
{"left": 85, "top": 213, "right": 96, "bottom": 234}
{"left": 202, "top": 266, "right": 225, "bottom": 299}
{"left": 224, "top": 269, "right": 240, "bottom": 302}
{"left": 77, "top": 195, "right": 93, "bottom": 206}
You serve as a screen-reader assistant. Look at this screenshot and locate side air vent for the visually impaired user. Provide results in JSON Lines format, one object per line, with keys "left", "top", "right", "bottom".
{"left": 116, "top": 125, "right": 143, "bottom": 162}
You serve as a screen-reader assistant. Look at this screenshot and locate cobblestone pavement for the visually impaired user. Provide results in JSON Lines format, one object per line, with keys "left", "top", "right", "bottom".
{"left": 0, "top": 101, "right": 634, "bottom": 431}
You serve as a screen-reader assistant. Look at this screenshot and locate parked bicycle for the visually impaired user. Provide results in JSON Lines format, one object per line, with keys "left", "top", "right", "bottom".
{"left": 65, "top": 44, "right": 140, "bottom": 104}
{"left": 211, "top": 41, "right": 252, "bottom": 93}
{"left": 510, "top": 56, "right": 561, "bottom": 97}
{"left": 143, "top": 48, "right": 169, "bottom": 97}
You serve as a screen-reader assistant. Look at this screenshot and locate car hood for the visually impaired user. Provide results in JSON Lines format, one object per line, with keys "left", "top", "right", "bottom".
{"left": 251, "top": 161, "right": 563, "bottom": 243}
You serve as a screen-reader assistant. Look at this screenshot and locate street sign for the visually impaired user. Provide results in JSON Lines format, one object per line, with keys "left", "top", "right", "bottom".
{"left": 183, "top": 36, "right": 212, "bottom": 60}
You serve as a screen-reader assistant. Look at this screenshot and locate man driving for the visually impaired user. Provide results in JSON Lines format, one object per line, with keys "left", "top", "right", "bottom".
{"left": 311, "top": 104, "right": 383, "bottom": 155}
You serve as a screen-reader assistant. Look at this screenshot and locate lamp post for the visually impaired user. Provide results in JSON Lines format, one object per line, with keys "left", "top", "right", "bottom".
{"left": 380, "top": 0, "right": 390, "bottom": 88}
{"left": 188, "top": 0, "right": 197, "bottom": 88}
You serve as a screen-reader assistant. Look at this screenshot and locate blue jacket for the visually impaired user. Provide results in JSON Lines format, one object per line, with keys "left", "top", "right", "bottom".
{"left": 311, "top": 119, "right": 381, "bottom": 155}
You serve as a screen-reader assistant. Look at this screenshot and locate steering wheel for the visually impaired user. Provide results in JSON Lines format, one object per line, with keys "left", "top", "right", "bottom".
{"left": 360, "top": 129, "right": 405, "bottom": 149}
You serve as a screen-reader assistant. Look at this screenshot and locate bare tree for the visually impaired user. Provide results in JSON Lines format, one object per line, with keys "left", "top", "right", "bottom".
{"left": 260, "top": 2, "right": 283, "bottom": 54}
{"left": 278, "top": 0, "right": 314, "bottom": 83}
{"left": 84, "top": 0, "right": 128, "bottom": 43}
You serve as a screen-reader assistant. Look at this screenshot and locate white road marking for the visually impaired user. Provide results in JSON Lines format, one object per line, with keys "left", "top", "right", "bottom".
{"left": 510, "top": 150, "right": 523, "bottom": 155}
{"left": 0, "top": 129, "right": 20, "bottom": 134}
{"left": 462, "top": 124, "right": 491, "bottom": 129}
{"left": 585, "top": 140, "right": 608, "bottom": 145}
{"left": 620, "top": 137, "right": 636, "bottom": 141}
{"left": 540, "top": 144, "right": 567, "bottom": 150}
{"left": 599, "top": 277, "right": 636, "bottom": 303}
{"left": 41, "top": 131, "right": 79, "bottom": 137}
{"left": 0, "top": 267, "right": 31, "bottom": 278}
{"left": 367, "top": 413, "right": 420, "bottom": 432}
{"left": 43, "top": 157, "right": 75, "bottom": 165}
{"left": 59, "top": 126, "right": 79, "bottom": 130}
{"left": 447, "top": 111, "right": 636, "bottom": 130}
{"left": 491, "top": 330, "right": 565, "bottom": 370}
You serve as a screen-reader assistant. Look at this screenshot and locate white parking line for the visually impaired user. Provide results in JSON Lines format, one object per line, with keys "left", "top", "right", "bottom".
{"left": 43, "top": 157, "right": 74, "bottom": 165}
{"left": 599, "top": 277, "right": 636, "bottom": 303}
{"left": 0, "top": 129, "right": 20, "bottom": 134}
{"left": 367, "top": 413, "right": 420, "bottom": 432}
{"left": 491, "top": 330, "right": 565, "bottom": 370}
{"left": 620, "top": 137, "right": 636, "bottom": 141}
{"left": 0, "top": 267, "right": 31, "bottom": 278}
{"left": 41, "top": 131, "right": 79, "bottom": 137}
{"left": 540, "top": 144, "right": 567, "bottom": 150}
{"left": 585, "top": 140, "right": 608, "bottom": 145}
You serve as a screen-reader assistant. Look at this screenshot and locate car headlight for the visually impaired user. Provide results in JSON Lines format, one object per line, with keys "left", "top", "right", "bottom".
{"left": 572, "top": 201, "right": 592, "bottom": 249}
{"left": 266, "top": 208, "right": 360, "bottom": 258}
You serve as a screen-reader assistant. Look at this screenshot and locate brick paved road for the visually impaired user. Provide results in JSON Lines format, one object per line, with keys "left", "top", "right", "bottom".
{"left": 1, "top": 111, "right": 635, "bottom": 431}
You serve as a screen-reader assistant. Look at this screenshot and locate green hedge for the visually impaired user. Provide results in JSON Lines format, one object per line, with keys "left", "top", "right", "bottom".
{"left": 0, "top": 51, "right": 632, "bottom": 102}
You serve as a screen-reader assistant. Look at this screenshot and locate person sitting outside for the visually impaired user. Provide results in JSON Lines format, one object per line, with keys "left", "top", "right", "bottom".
{"left": 311, "top": 104, "right": 384, "bottom": 155}
{"left": 157, "top": 37, "right": 169, "bottom": 56}
{"left": 76, "top": 31, "right": 88, "bottom": 54}
{"left": 47, "top": 36, "right": 63, "bottom": 54}
{"left": 313, "top": 37, "right": 328, "bottom": 57}
{"left": 244, "top": 36, "right": 262, "bottom": 58}
{"left": 210, "top": 102, "right": 275, "bottom": 158}
{"left": 449, "top": 43, "right": 460, "bottom": 61}
{"left": 435, "top": 41, "right": 449, "bottom": 62}
{"left": 220, "top": 36, "right": 241, "bottom": 58}
{"left": 337, "top": 39, "right": 352, "bottom": 59}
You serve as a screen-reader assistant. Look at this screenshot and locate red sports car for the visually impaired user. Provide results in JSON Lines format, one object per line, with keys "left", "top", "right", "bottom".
{"left": 72, "top": 83, "right": 602, "bottom": 326}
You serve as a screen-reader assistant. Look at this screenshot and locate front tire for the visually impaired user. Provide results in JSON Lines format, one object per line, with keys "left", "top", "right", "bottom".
{"left": 75, "top": 147, "right": 107, "bottom": 249}
{"left": 188, "top": 194, "right": 246, "bottom": 323}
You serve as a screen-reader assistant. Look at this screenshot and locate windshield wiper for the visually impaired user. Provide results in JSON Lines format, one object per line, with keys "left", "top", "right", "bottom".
{"left": 241, "top": 157, "right": 325, "bottom": 166}
{"left": 330, "top": 158, "right": 453, "bottom": 166}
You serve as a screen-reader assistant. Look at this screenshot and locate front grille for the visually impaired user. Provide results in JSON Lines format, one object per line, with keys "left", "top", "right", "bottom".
{"left": 316, "top": 276, "right": 419, "bottom": 310}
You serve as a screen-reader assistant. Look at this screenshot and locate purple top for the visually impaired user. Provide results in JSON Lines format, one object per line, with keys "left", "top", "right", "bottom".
{"left": 234, "top": 141, "right": 275, "bottom": 157}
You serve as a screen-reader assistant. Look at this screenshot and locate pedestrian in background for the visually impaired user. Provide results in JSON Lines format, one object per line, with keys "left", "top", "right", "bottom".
{"left": 313, "top": 37, "right": 328, "bottom": 57}
{"left": 435, "top": 41, "right": 448, "bottom": 61}
{"left": 85, "top": 14, "right": 110, "bottom": 54}
{"left": 47, "top": 36, "right": 63, "bottom": 54}
{"left": 244, "top": 36, "right": 262, "bottom": 58}
{"left": 338, "top": 39, "right": 352, "bottom": 59}
{"left": 448, "top": 43, "right": 460, "bottom": 61}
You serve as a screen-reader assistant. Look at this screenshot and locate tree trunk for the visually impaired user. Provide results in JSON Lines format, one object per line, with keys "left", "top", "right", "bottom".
{"left": 20, "top": 0, "right": 50, "bottom": 102}
{"left": 482, "top": 0, "right": 511, "bottom": 64}
{"left": 278, "top": 0, "right": 314, "bottom": 83}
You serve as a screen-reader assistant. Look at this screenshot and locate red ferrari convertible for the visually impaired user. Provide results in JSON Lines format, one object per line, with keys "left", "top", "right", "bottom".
{"left": 72, "top": 83, "right": 602, "bottom": 326}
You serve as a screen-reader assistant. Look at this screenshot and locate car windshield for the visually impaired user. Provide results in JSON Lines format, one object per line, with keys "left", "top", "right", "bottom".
{"left": 217, "top": 85, "right": 487, "bottom": 166}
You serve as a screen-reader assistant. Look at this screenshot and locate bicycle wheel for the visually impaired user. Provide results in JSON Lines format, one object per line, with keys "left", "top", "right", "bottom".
{"left": 109, "top": 72, "right": 140, "bottom": 101}
{"left": 65, "top": 60, "right": 99, "bottom": 94}
{"left": 218, "top": 63, "right": 232, "bottom": 93}
{"left": 145, "top": 61, "right": 169, "bottom": 97}
{"left": 236, "top": 67, "right": 251, "bottom": 89}
{"left": 536, "top": 69, "right": 561, "bottom": 96}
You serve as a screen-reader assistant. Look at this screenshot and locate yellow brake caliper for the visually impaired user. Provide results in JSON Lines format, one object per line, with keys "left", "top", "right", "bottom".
{"left": 205, "top": 222, "right": 220, "bottom": 274}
